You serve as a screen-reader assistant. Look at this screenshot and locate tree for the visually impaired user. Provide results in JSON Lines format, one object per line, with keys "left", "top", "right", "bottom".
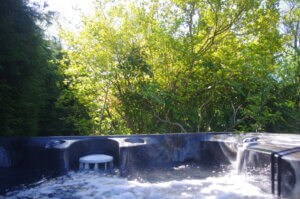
{"left": 0, "top": 0, "right": 88, "bottom": 136}
{"left": 0, "top": 0, "right": 50, "bottom": 136}
{"left": 59, "top": 0, "right": 299, "bottom": 134}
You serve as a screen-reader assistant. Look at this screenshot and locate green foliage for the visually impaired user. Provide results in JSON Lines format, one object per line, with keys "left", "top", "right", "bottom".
{"left": 0, "top": 0, "right": 87, "bottom": 136}
{"left": 0, "top": 0, "right": 46, "bottom": 136}
{"left": 1, "top": 0, "right": 299, "bottom": 136}
{"left": 59, "top": 0, "right": 299, "bottom": 134}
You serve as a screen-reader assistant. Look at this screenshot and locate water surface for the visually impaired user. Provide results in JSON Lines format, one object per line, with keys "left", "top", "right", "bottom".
{"left": 2, "top": 164, "right": 274, "bottom": 199}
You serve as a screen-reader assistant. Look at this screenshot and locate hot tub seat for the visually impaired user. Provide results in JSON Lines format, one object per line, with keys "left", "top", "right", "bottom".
{"left": 79, "top": 154, "right": 113, "bottom": 170}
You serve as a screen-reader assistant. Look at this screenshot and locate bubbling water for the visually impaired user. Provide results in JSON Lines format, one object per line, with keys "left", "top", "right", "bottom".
{"left": 2, "top": 165, "right": 275, "bottom": 199}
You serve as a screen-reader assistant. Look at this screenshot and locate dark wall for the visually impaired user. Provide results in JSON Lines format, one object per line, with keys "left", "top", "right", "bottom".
{"left": 0, "top": 133, "right": 234, "bottom": 194}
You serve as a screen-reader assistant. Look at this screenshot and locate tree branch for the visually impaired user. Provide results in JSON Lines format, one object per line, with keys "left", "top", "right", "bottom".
{"left": 153, "top": 112, "right": 187, "bottom": 133}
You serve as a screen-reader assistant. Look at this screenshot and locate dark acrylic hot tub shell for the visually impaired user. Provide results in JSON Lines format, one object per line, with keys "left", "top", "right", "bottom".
{"left": 0, "top": 132, "right": 300, "bottom": 198}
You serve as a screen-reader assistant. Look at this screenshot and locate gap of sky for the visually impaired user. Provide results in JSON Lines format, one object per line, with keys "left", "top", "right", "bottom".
{"left": 30, "top": 0, "right": 94, "bottom": 37}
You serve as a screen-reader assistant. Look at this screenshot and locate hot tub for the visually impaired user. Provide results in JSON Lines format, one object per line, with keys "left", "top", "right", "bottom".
{"left": 0, "top": 133, "right": 300, "bottom": 198}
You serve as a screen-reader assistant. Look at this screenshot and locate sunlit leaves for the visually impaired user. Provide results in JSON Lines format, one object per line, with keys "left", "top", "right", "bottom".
{"left": 58, "top": 0, "right": 299, "bottom": 134}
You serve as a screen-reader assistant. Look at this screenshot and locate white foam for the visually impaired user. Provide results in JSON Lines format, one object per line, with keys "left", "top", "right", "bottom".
{"left": 2, "top": 169, "right": 275, "bottom": 199}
